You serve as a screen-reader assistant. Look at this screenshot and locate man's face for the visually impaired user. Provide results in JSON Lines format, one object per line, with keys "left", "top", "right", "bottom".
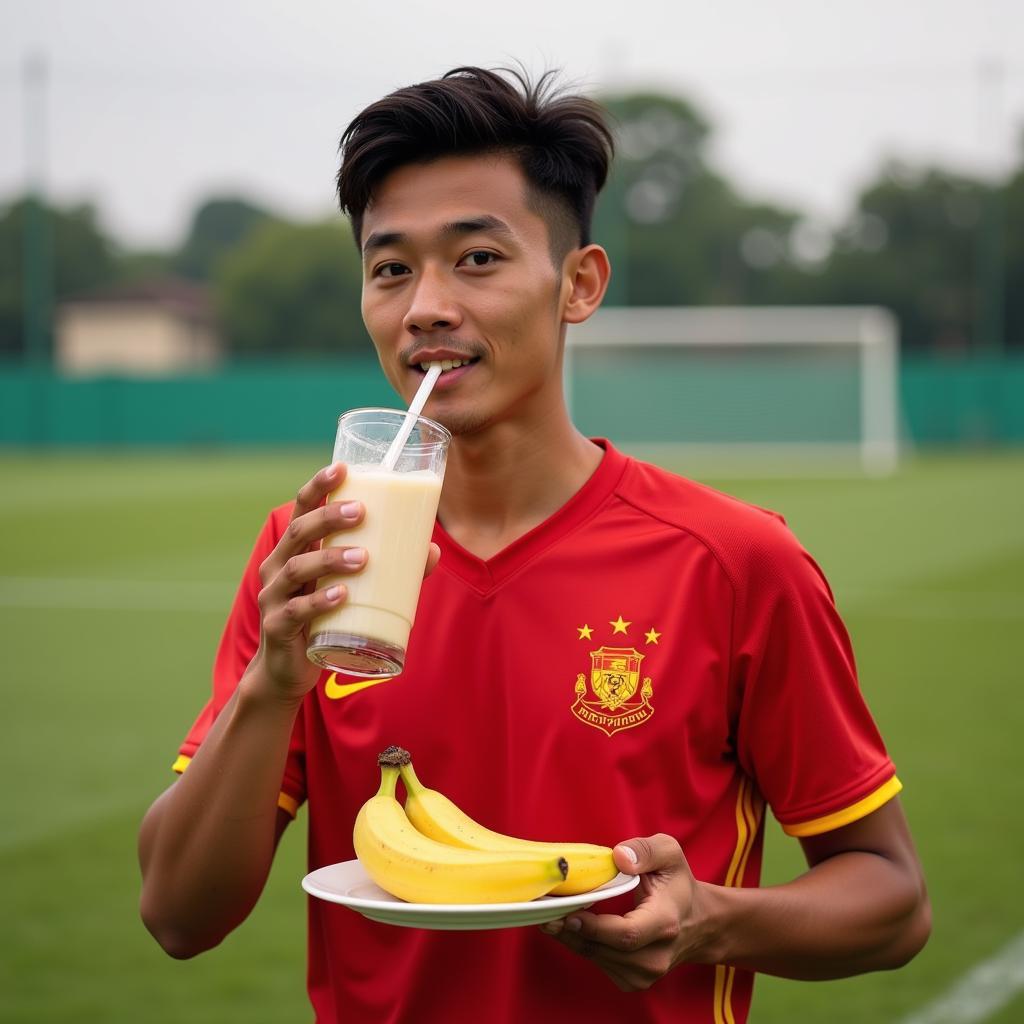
{"left": 359, "top": 154, "right": 574, "bottom": 437}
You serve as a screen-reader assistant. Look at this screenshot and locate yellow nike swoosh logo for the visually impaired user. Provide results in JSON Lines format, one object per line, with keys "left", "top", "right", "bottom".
{"left": 324, "top": 672, "right": 396, "bottom": 700}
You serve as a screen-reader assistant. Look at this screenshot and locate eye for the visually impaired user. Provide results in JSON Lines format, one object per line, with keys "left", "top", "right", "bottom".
{"left": 375, "top": 262, "right": 410, "bottom": 279}
{"left": 458, "top": 250, "right": 499, "bottom": 269}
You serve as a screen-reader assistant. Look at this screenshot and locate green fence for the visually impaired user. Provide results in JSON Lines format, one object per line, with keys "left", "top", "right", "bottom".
{"left": 0, "top": 361, "right": 396, "bottom": 447}
{"left": 899, "top": 355, "right": 1024, "bottom": 444}
{"left": 1, "top": 355, "right": 1022, "bottom": 447}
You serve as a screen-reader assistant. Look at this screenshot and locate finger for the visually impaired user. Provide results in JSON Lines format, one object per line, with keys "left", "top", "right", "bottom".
{"left": 261, "top": 497, "right": 365, "bottom": 585}
{"left": 261, "top": 545, "right": 368, "bottom": 607}
{"left": 561, "top": 904, "right": 678, "bottom": 954}
{"left": 289, "top": 497, "right": 365, "bottom": 551}
{"left": 542, "top": 921, "right": 644, "bottom": 986}
{"left": 263, "top": 579, "right": 348, "bottom": 641}
{"left": 291, "top": 463, "right": 346, "bottom": 523}
{"left": 600, "top": 963, "right": 637, "bottom": 992}
{"left": 424, "top": 542, "right": 441, "bottom": 577}
{"left": 615, "top": 833, "right": 688, "bottom": 877}
{"left": 541, "top": 921, "right": 602, "bottom": 959}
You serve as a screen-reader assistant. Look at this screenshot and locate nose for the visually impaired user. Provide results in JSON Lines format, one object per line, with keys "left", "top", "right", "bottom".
{"left": 402, "top": 266, "right": 462, "bottom": 335}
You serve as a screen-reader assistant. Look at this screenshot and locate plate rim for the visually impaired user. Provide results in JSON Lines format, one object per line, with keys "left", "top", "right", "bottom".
{"left": 301, "top": 858, "right": 640, "bottom": 916}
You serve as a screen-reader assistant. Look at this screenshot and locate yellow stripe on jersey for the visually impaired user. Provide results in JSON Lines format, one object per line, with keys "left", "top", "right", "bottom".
{"left": 723, "top": 965, "right": 738, "bottom": 1024}
{"left": 170, "top": 754, "right": 300, "bottom": 818}
{"left": 716, "top": 776, "right": 764, "bottom": 1024}
{"left": 713, "top": 966, "right": 730, "bottom": 1024}
{"left": 782, "top": 776, "right": 903, "bottom": 837}
{"left": 735, "top": 782, "right": 764, "bottom": 894}
{"left": 723, "top": 776, "right": 751, "bottom": 888}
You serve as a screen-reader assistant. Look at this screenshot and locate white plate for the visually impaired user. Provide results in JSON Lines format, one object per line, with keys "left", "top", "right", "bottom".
{"left": 301, "top": 859, "right": 640, "bottom": 930}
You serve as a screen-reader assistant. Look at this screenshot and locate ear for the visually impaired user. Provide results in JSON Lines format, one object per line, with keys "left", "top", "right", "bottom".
{"left": 561, "top": 244, "right": 611, "bottom": 325}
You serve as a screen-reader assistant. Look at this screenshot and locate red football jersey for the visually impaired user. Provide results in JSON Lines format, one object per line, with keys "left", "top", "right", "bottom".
{"left": 176, "top": 441, "right": 900, "bottom": 1024}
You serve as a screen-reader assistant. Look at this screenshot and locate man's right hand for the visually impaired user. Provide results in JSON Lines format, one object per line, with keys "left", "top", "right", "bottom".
{"left": 248, "top": 463, "right": 368, "bottom": 705}
{"left": 246, "top": 463, "right": 442, "bottom": 706}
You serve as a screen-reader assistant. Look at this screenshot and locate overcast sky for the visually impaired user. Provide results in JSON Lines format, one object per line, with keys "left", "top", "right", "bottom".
{"left": 2, "top": 0, "right": 1022, "bottom": 248}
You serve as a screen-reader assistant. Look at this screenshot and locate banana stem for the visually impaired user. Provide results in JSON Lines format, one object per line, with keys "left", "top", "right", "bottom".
{"left": 377, "top": 765, "right": 400, "bottom": 799}
{"left": 398, "top": 761, "right": 425, "bottom": 797}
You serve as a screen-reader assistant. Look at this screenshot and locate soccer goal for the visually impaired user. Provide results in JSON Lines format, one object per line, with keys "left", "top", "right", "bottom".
{"left": 564, "top": 306, "right": 901, "bottom": 475}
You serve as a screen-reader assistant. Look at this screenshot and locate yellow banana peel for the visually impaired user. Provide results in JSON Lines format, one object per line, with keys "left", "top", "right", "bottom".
{"left": 353, "top": 752, "right": 568, "bottom": 904}
{"left": 399, "top": 753, "right": 617, "bottom": 896}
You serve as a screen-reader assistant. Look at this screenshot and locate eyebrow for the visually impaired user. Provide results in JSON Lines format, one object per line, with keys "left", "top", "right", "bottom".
{"left": 362, "top": 215, "right": 515, "bottom": 258}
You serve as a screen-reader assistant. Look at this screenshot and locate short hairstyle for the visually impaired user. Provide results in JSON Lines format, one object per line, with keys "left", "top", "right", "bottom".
{"left": 336, "top": 66, "right": 614, "bottom": 262}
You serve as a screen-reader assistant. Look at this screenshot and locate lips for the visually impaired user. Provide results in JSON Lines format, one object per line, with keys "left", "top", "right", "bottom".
{"left": 407, "top": 350, "right": 481, "bottom": 388}
{"left": 412, "top": 356, "right": 474, "bottom": 373}
{"left": 422, "top": 359, "right": 477, "bottom": 388}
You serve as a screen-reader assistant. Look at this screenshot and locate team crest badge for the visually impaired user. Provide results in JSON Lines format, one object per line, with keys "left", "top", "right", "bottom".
{"left": 571, "top": 615, "right": 657, "bottom": 735}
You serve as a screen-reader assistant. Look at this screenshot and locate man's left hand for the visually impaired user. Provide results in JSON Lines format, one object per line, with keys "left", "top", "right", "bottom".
{"left": 539, "top": 833, "right": 712, "bottom": 991}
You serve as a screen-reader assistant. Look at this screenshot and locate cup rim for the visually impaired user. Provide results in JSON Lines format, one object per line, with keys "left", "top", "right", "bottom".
{"left": 337, "top": 407, "right": 452, "bottom": 449}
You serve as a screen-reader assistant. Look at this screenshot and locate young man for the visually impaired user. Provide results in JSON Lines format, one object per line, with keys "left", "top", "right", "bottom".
{"left": 139, "top": 67, "right": 930, "bottom": 1023}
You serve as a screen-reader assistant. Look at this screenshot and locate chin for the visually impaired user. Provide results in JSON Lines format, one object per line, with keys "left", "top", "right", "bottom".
{"left": 427, "top": 406, "right": 490, "bottom": 437}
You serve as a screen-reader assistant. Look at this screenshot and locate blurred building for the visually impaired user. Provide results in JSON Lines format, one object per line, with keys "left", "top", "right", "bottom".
{"left": 56, "top": 278, "right": 221, "bottom": 376}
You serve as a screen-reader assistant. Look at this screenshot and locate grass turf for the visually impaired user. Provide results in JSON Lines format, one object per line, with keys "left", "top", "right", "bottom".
{"left": 1, "top": 448, "right": 1021, "bottom": 1022}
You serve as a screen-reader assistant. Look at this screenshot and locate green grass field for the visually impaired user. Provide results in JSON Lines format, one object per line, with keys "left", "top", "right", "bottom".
{"left": 2, "top": 448, "right": 1022, "bottom": 1022}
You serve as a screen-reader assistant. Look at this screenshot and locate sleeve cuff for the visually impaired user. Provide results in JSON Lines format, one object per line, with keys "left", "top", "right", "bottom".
{"left": 171, "top": 754, "right": 301, "bottom": 819}
{"left": 780, "top": 776, "right": 903, "bottom": 837}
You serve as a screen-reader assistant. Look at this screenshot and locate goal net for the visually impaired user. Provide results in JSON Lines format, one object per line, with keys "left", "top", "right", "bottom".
{"left": 564, "top": 306, "right": 901, "bottom": 475}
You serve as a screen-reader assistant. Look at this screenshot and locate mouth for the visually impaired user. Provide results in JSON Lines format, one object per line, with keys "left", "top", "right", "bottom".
{"left": 409, "top": 356, "right": 481, "bottom": 389}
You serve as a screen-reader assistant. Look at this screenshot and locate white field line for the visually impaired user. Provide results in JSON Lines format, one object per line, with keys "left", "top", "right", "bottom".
{"left": 899, "top": 930, "right": 1024, "bottom": 1024}
{"left": 0, "top": 576, "right": 233, "bottom": 612}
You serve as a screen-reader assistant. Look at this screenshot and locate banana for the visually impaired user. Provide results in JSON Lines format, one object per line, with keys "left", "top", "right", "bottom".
{"left": 353, "top": 749, "right": 568, "bottom": 904}
{"left": 398, "top": 753, "right": 618, "bottom": 896}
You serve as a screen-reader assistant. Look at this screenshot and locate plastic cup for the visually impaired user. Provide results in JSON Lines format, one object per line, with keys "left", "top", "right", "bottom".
{"left": 306, "top": 408, "right": 451, "bottom": 677}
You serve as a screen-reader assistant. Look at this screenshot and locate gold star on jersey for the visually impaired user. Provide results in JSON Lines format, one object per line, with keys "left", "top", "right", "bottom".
{"left": 571, "top": 615, "right": 656, "bottom": 736}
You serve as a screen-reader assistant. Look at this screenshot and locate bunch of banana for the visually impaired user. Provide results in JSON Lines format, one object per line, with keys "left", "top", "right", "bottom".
{"left": 399, "top": 754, "right": 617, "bottom": 896}
{"left": 352, "top": 746, "right": 618, "bottom": 904}
{"left": 353, "top": 747, "right": 569, "bottom": 904}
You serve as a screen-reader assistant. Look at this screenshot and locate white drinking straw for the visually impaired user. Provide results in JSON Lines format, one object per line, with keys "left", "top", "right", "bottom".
{"left": 381, "top": 362, "right": 443, "bottom": 471}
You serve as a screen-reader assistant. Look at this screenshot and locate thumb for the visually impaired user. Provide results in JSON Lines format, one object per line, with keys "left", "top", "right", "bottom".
{"left": 424, "top": 542, "right": 442, "bottom": 577}
{"left": 613, "top": 833, "right": 686, "bottom": 876}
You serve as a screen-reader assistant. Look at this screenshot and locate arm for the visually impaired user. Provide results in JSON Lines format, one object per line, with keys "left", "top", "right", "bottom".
{"left": 138, "top": 464, "right": 377, "bottom": 958}
{"left": 137, "top": 685, "right": 303, "bottom": 959}
{"left": 541, "top": 797, "right": 930, "bottom": 992}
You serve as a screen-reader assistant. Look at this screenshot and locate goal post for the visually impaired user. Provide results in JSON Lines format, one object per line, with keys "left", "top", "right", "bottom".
{"left": 564, "top": 306, "right": 901, "bottom": 475}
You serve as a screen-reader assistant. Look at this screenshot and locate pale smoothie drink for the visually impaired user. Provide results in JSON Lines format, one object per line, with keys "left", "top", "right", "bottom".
{"left": 306, "top": 408, "right": 450, "bottom": 677}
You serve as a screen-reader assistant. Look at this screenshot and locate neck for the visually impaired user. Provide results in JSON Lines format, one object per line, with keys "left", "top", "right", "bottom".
{"left": 437, "top": 404, "right": 603, "bottom": 561}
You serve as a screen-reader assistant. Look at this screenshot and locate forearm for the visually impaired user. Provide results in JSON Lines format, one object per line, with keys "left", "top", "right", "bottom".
{"left": 138, "top": 670, "right": 301, "bottom": 957}
{"left": 700, "top": 848, "right": 931, "bottom": 979}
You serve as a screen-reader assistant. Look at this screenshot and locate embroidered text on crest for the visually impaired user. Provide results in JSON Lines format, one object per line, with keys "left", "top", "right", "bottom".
{"left": 572, "top": 645, "right": 654, "bottom": 736}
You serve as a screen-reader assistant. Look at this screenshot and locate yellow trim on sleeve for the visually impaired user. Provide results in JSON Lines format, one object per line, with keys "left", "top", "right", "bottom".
{"left": 172, "top": 753, "right": 299, "bottom": 818}
{"left": 277, "top": 792, "right": 299, "bottom": 818}
{"left": 782, "top": 776, "right": 903, "bottom": 837}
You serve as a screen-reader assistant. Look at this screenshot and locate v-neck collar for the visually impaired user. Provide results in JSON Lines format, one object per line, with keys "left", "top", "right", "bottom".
{"left": 432, "top": 439, "right": 629, "bottom": 594}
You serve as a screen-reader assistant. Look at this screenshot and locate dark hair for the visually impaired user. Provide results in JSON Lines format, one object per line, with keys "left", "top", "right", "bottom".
{"left": 336, "top": 66, "right": 614, "bottom": 261}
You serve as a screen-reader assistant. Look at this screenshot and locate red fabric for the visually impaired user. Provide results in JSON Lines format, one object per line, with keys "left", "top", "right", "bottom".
{"left": 178, "top": 441, "right": 896, "bottom": 1024}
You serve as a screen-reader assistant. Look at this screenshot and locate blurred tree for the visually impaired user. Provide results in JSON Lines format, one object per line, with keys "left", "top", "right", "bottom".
{"left": 174, "top": 196, "right": 277, "bottom": 281}
{"left": 0, "top": 197, "right": 116, "bottom": 359}
{"left": 215, "top": 218, "right": 367, "bottom": 357}
{"left": 1002, "top": 143, "right": 1024, "bottom": 349}
{"left": 593, "top": 88, "right": 1021, "bottom": 351}
{"left": 808, "top": 163, "right": 994, "bottom": 352}
{"left": 114, "top": 249, "right": 175, "bottom": 284}
{"left": 595, "top": 92, "right": 802, "bottom": 307}
{"left": 4, "top": 99, "right": 1019, "bottom": 365}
